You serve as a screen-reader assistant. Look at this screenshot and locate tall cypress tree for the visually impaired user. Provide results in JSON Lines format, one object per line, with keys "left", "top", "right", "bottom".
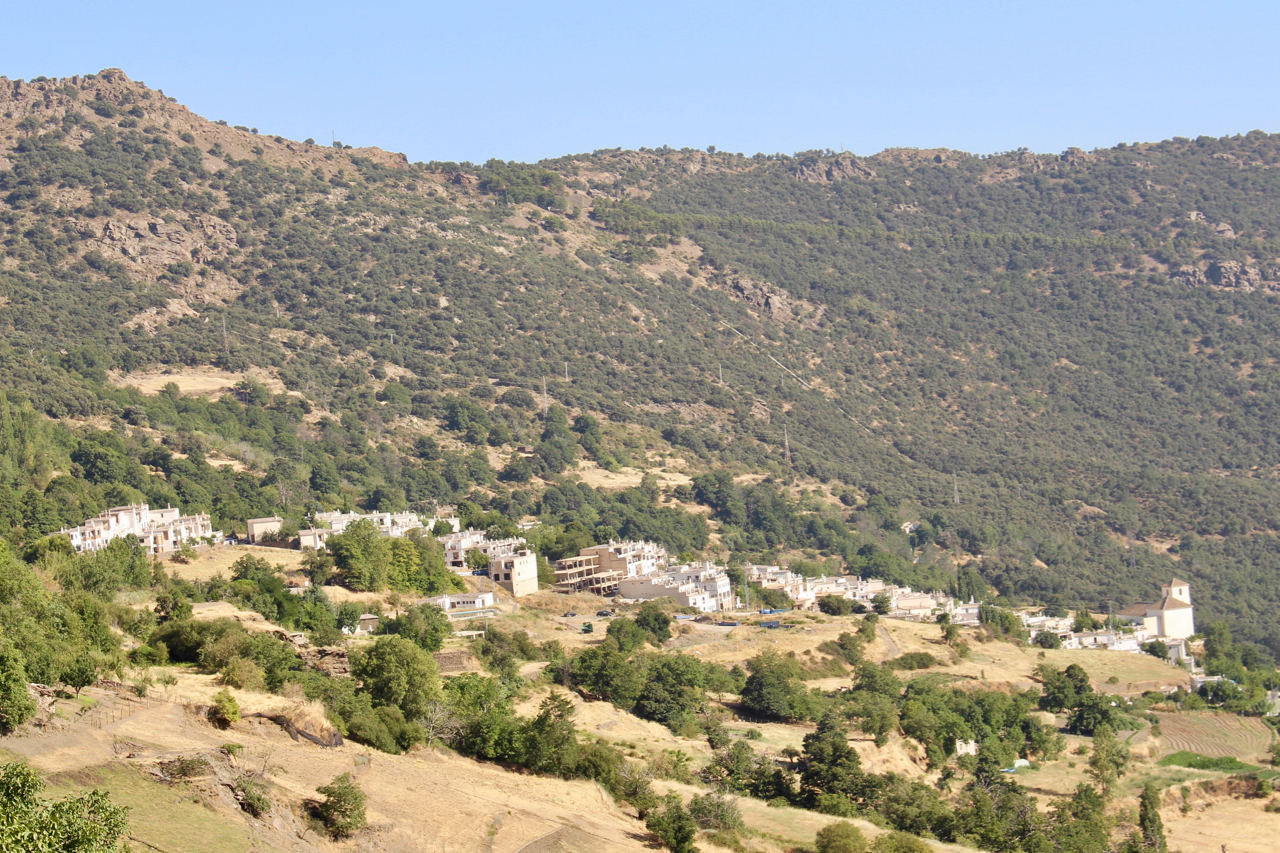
{"left": 1138, "top": 783, "right": 1168, "bottom": 853}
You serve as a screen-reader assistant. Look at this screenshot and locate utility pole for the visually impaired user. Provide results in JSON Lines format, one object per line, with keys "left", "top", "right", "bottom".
{"left": 542, "top": 377, "right": 548, "bottom": 413}
{"left": 564, "top": 361, "right": 569, "bottom": 381}
{"left": 783, "top": 425, "right": 792, "bottom": 466}
{"left": 718, "top": 363, "right": 723, "bottom": 383}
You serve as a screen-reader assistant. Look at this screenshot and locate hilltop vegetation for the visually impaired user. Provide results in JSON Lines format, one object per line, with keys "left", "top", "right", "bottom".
{"left": 2, "top": 69, "right": 1280, "bottom": 653}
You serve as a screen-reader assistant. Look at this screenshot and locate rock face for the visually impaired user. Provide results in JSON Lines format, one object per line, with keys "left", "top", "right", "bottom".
{"left": 792, "top": 154, "right": 877, "bottom": 183}
{"left": 731, "top": 278, "right": 794, "bottom": 321}
{"left": 76, "top": 213, "right": 237, "bottom": 266}
{"left": 1174, "top": 261, "right": 1272, "bottom": 292}
{"left": 1207, "top": 260, "right": 1263, "bottom": 290}
{"left": 1172, "top": 265, "right": 1209, "bottom": 287}
{"left": 300, "top": 646, "right": 350, "bottom": 677}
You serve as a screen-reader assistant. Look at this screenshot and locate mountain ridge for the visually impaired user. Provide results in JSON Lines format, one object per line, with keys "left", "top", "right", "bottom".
{"left": 4, "top": 68, "right": 1280, "bottom": 653}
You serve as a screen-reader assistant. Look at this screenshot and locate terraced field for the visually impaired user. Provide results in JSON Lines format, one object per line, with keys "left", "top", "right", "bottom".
{"left": 1154, "top": 712, "right": 1275, "bottom": 761}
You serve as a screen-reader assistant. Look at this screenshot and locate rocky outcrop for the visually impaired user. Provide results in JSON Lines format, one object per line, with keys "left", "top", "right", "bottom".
{"left": 1172, "top": 265, "right": 1209, "bottom": 287}
{"left": 792, "top": 154, "right": 876, "bottom": 183}
{"left": 78, "top": 213, "right": 237, "bottom": 264}
{"left": 1207, "top": 260, "right": 1263, "bottom": 290}
{"left": 349, "top": 146, "right": 410, "bottom": 170}
{"left": 300, "top": 646, "right": 350, "bottom": 677}
{"left": 1174, "top": 260, "right": 1271, "bottom": 292}
{"left": 1186, "top": 212, "right": 1238, "bottom": 238}
{"left": 731, "top": 278, "right": 795, "bottom": 321}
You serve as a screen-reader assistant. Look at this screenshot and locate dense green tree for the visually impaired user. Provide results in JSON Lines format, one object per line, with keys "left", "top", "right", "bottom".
{"left": 329, "top": 518, "right": 391, "bottom": 591}
{"left": 0, "top": 761, "right": 129, "bottom": 852}
{"left": 635, "top": 601, "right": 673, "bottom": 644}
{"left": 0, "top": 639, "right": 36, "bottom": 732}
{"left": 605, "top": 617, "right": 649, "bottom": 653}
{"left": 351, "top": 635, "right": 441, "bottom": 721}
{"left": 378, "top": 603, "right": 451, "bottom": 652}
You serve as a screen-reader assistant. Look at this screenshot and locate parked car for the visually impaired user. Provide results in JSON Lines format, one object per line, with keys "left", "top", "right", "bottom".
{"left": 596, "top": 610, "right": 613, "bottom": 617}
{"left": 563, "top": 612, "right": 577, "bottom": 618}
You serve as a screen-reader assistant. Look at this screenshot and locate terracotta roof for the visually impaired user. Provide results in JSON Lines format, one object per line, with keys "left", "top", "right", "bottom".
{"left": 1117, "top": 603, "right": 1153, "bottom": 617}
{"left": 1154, "top": 596, "right": 1192, "bottom": 611}
{"left": 1167, "top": 578, "right": 1190, "bottom": 587}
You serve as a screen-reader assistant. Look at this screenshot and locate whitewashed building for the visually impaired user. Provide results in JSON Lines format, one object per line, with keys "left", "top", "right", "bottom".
{"left": 423, "top": 590, "right": 496, "bottom": 614}
{"left": 1117, "top": 579, "right": 1196, "bottom": 640}
{"left": 59, "top": 503, "right": 214, "bottom": 555}
{"left": 618, "top": 562, "right": 735, "bottom": 612}
{"left": 297, "top": 511, "right": 459, "bottom": 551}
{"left": 440, "top": 531, "right": 528, "bottom": 571}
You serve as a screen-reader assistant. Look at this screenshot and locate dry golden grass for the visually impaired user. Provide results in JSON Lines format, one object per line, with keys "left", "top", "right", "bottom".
{"left": 571, "top": 460, "right": 692, "bottom": 490}
{"left": 109, "top": 365, "right": 285, "bottom": 397}
{"left": 189, "top": 600, "right": 278, "bottom": 632}
{"left": 654, "top": 780, "right": 969, "bottom": 852}
{"left": 8, "top": 684, "right": 659, "bottom": 853}
{"left": 166, "top": 544, "right": 307, "bottom": 583}
{"left": 517, "top": 686, "right": 711, "bottom": 757}
{"left": 1162, "top": 796, "right": 1280, "bottom": 853}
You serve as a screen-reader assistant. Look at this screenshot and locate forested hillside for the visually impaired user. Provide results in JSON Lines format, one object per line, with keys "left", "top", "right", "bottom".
{"left": 3, "top": 69, "right": 1280, "bottom": 651}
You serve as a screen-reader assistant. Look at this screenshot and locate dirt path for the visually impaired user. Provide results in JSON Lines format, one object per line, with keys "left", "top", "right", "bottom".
{"left": 878, "top": 623, "right": 902, "bottom": 661}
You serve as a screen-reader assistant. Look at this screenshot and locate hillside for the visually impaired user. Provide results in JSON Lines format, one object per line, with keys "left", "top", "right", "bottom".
{"left": 4, "top": 69, "right": 1280, "bottom": 650}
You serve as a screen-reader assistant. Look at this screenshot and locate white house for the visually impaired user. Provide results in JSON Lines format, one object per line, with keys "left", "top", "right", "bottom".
{"left": 423, "top": 591, "right": 496, "bottom": 617}
{"left": 59, "top": 503, "right": 214, "bottom": 556}
{"left": 440, "top": 531, "right": 528, "bottom": 571}
{"left": 618, "top": 562, "right": 735, "bottom": 612}
{"left": 297, "top": 511, "right": 459, "bottom": 551}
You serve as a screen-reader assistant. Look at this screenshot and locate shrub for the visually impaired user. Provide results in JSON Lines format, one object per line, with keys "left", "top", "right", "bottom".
{"left": 645, "top": 793, "right": 698, "bottom": 853}
{"left": 886, "top": 652, "right": 937, "bottom": 671}
{"left": 159, "top": 756, "right": 211, "bottom": 779}
{"left": 870, "top": 832, "right": 931, "bottom": 852}
{"left": 209, "top": 689, "right": 240, "bottom": 728}
{"left": 220, "top": 656, "right": 266, "bottom": 691}
{"left": 688, "top": 791, "right": 745, "bottom": 833}
{"left": 234, "top": 774, "right": 270, "bottom": 817}
{"left": 816, "top": 821, "right": 870, "bottom": 853}
{"left": 315, "top": 772, "right": 367, "bottom": 838}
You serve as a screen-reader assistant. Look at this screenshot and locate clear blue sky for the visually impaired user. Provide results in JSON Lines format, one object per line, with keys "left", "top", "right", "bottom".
{"left": 7, "top": 1, "right": 1279, "bottom": 164}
